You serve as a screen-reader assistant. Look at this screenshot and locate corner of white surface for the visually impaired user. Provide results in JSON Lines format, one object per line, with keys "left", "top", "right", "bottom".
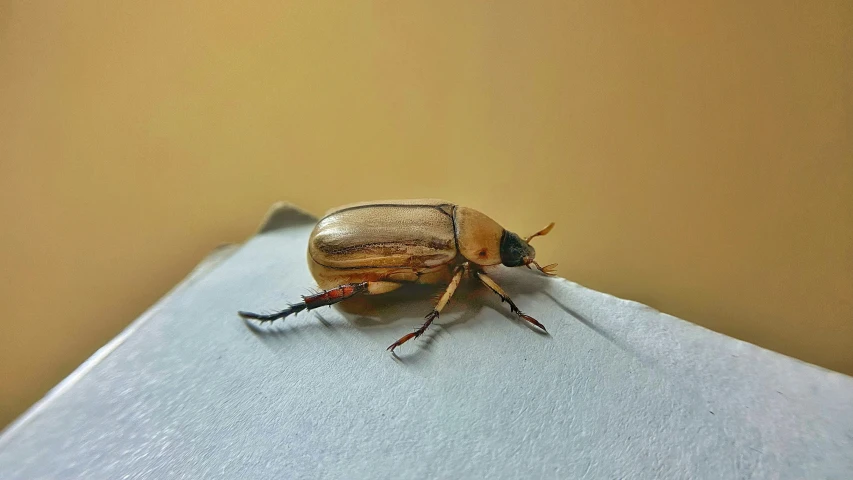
{"left": 256, "top": 202, "right": 318, "bottom": 234}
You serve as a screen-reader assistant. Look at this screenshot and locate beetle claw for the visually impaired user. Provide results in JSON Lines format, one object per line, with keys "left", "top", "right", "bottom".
{"left": 387, "top": 332, "right": 417, "bottom": 352}
{"left": 519, "top": 313, "right": 547, "bottom": 332}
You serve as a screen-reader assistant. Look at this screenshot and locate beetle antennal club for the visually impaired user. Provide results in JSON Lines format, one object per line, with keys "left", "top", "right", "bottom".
{"left": 524, "top": 222, "right": 555, "bottom": 243}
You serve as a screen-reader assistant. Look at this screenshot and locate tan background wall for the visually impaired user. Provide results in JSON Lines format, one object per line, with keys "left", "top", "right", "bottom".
{"left": 1, "top": 1, "right": 851, "bottom": 429}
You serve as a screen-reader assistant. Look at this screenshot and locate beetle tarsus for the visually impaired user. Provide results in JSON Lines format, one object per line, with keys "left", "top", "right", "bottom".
{"left": 475, "top": 270, "right": 549, "bottom": 333}
{"left": 505, "top": 297, "right": 547, "bottom": 331}
{"left": 517, "top": 312, "right": 547, "bottom": 332}
{"left": 238, "top": 302, "right": 307, "bottom": 323}
{"left": 386, "top": 266, "right": 464, "bottom": 353}
{"left": 387, "top": 310, "right": 440, "bottom": 352}
{"left": 387, "top": 333, "right": 416, "bottom": 352}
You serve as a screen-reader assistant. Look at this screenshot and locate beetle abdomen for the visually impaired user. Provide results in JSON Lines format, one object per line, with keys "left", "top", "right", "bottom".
{"left": 308, "top": 200, "right": 458, "bottom": 271}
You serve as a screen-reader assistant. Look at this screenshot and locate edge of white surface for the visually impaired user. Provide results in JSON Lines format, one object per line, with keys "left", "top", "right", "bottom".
{"left": 0, "top": 202, "right": 313, "bottom": 442}
{"left": 0, "top": 243, "right": 241, "bottom": 445}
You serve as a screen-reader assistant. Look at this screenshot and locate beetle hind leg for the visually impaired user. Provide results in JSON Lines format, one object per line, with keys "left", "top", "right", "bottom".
{"left": 239, "top": 281, "right": 401, "bottom": 324}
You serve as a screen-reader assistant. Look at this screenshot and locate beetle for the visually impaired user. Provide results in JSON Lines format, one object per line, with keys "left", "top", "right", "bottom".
{"left": 238, "top": 199, "right": 557, "bottom": 352}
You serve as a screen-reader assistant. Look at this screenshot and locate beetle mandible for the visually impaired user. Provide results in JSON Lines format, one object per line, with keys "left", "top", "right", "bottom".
{"left": 238, "top": 199, "right": 557, "bottom": 352}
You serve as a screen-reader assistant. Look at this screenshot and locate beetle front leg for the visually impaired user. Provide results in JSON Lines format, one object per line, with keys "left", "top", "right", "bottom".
{"left": 475, "top": 271, "right": 547, "bottom": 332}
{"left": 239, "top": 281, "right": 401, "bottom": 323}
{"left": 387, "top": 264, "right": 467, "bottom": 352}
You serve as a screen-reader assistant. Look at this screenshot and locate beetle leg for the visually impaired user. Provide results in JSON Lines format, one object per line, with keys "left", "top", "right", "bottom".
{"left": 239, "top": 281, "right": 401, "bottom": 323}
{"left": 387, "top": 264, "right": 467, "bottom": 352}
{"left": 475, "top": 271, "right": 547, "bottom": 332}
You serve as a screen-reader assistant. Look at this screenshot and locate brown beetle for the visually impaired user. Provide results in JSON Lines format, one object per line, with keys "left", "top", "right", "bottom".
{"left": 239, "top": 199, "right": 556, "bottom": 352}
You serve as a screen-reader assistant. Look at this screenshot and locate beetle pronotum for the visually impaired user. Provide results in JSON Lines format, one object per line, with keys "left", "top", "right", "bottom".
{"left": 238, "top": 199, "right": 556, "bottom": 352}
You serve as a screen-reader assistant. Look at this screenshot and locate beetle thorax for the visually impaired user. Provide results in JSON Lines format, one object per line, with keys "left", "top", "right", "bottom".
{"left": 453, "top": 207, "right": 505, "bottom": 266}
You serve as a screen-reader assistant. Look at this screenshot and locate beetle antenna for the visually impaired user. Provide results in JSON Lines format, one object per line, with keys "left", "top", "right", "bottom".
{"left": 524, "top": 222, "right": 555, "bottom": 243}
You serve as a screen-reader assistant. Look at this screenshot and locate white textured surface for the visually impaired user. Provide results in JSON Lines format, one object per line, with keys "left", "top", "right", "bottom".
{"left": 1, "top": 205, "right": 852, "bottom": 479}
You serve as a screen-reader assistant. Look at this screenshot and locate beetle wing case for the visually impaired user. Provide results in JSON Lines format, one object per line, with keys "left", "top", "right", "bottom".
{"left": 308, "top": 200, "right": 459, "bottom": 289}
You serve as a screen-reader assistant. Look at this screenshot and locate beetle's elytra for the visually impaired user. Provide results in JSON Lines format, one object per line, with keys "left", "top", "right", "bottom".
{"left": 239, "top": 199, "right": 556, "bottom": 352}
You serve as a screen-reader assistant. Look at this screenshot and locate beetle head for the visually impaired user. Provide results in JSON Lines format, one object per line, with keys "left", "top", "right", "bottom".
{"left": 500, "top": 231, "right": 535, "bottom": 267}
{"left": 501, "top": 224, "right": 558, "bottom": 275}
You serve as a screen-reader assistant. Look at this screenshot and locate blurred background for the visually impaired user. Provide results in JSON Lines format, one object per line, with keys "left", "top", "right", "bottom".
{"left": 1, "top": 1, "right": 851, "bottom": 429}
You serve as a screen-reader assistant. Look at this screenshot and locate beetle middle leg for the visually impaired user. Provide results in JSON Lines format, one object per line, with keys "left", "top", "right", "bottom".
{"left": 238, "top": 281, "right": 402, "bottom": 323}
{"left": 475, "top": 271, "right": 547, "bottom": 332}
{"left": 386, "top": 263, "right": 467, "bottom": 352}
